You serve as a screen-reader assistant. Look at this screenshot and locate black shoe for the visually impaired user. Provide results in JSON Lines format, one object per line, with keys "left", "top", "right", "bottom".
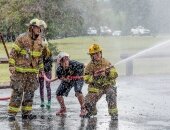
{"left": 22, "top": 114, "right": 37, "bottom": 120}
{"left": 8, "top": 115, "right": 16, "bottom": 122}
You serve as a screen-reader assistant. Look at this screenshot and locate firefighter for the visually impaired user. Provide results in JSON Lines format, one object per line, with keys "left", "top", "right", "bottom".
{"left": 55, "top": 52, "right": 86, "bottom": 116}
{"left": 8, "top": 18, "right": 47, "bottom": 121}
{"left": 84, "top": 43, "right": 118, "bottom": 120}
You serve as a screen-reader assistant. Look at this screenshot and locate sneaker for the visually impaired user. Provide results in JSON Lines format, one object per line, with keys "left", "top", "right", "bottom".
{"left": 56, "top": 107, "right": 66, "bottom": 116}
{"left": 40, "top": 102, "right": 45, "bottom": 108}
{"left": 22, "top": 114, "right": 37, "bottom": 120}
{"left": 46, "top": 101, "right": 51, "bottom": 109}
{"left": 8, "top": 115, "right": 16, "bottom": 122}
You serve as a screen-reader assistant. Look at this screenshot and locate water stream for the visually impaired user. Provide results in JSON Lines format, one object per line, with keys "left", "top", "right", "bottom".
{"left": 115, "top": 39, "right": 170, "bottom": 66}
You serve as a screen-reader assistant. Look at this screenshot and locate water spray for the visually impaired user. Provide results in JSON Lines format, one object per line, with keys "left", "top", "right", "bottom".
{"left": 114, "top": 39, "right": 170, "bottom": 67}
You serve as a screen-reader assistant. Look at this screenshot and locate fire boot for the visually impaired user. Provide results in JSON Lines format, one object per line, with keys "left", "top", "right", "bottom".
{"left": 8, "top": 115, "right": 16, "bottom": 122}
{"left": 22, "top": 114, "right": 37, "bottom": 120}
{"left": 56, "top": 107, "right": 66, "bottom": 116}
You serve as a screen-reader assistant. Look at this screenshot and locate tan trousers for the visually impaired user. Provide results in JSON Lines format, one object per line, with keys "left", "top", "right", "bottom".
{"left": 84, "top": 86, "right": 118, "bottom": 116}
{"left": 8, "top": 73, "right": 38, "bottom": 116}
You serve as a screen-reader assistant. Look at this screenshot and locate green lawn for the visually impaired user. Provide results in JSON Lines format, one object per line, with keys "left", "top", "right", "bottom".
{"left": 0, "top": 36, "right": 169, "bottom": 82}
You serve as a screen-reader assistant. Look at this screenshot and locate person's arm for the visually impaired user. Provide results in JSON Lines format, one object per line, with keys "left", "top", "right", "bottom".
{"left": 83, "top": 63, "right": 94, "bottom": 84}
{"left": 43, "top": 56, "right": 53, "bottom": 71}
{"left": 38, "top": 53, "right": 44, "bottom": 75}
{"left": 56, "top": 67, "right": 71, "bottom": 82}
{"left": 47, "top": 55, "right": 53, "bottom": 69}
{"left": 56, "top": 66, "right": 63, "bottom": 79}
{"left": 73, "top": 61, "right": 84, "bottom": 76}
{"left": 107, "top": 66, "right": 118, "bottom": 80}
{"left": 9, "top": 36, "right": 22, "bottom": 74}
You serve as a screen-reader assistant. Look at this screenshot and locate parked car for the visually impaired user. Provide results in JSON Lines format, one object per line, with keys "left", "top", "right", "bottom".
{"left": 100, "top": 26, "right": 112, "bottom": 35}
{"left": 112, "top": 30, "right": 122, "bottom": 36}
{"left": 131, "top": 26, "right": 151, "bottom": 36}
{"left": 87, "top": 27, "right": 97, "bottom": 35}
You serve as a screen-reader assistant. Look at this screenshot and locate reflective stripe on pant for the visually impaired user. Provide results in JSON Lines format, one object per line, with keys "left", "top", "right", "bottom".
{"left": 8, "top": 90, "right": 23, "bottom": 115}
{"left": 108, "top": 108, "right": 118, "bottom": 116}
{"left": 84, "top": 86, "right": 117, "bottom": 116}
{"left": 105, "top": 87, "right": 118, "bottom": 116}
{"left": 8, "top": 90, "right": 35, "bottom": 115}
{"left": 8, "top": 73, "right": 37, "bottom": 115}
{"left": 84, "top": 88, "right": 103, "bottom": 115}
{"left": 21, "top": 91, "right": 34, "bottom": 115}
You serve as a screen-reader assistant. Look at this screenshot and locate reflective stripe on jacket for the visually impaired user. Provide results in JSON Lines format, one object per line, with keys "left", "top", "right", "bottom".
{"left": 84, "top": 58, "right": 118, "bottom": 88}
{"left": 9, "top": 32, "right": 44, "bottom": 73}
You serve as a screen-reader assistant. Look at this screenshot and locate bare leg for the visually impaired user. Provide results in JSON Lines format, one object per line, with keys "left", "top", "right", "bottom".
{"left": 56, "top": 96, "right": 66, "bottom": 108}
{"left": 56, "top": 96, "right": 67, "bottom": 115}
{"left": 76, "top": 93, "right": 85, "bottom": 108}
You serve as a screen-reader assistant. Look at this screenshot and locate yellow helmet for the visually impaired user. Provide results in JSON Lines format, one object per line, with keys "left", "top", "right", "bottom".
{"left": 88, "top": 44, "right": 102, "bottom": 54}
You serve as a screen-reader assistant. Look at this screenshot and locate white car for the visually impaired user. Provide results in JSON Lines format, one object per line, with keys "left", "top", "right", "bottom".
{"left": 131, "top": 26, "right": 151, "bottom": 36}
{"left": 100, "top": 26, "right": 112, "bottom": 35}
{"left": 112, "top": 30, "right": 122, "bottom": 36}
{"left": 87, "top": 27, "right": 97, "bottom": 35}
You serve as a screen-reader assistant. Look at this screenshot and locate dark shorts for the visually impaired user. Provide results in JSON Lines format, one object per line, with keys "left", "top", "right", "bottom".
{"left": 56, "top": 80, "right": 84, "bottom": 96}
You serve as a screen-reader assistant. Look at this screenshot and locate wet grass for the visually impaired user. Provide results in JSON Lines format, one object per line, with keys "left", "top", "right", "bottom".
{"left": 0, "top": 36, "right": 167, "bottom": 82}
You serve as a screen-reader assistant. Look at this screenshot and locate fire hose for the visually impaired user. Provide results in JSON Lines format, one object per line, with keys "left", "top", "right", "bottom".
{"left": 44, "top": 65, "right": 114, "bottom": 82}
{"left": 0, "top": 74, "right": 85, "bottom": 101}
{"left": 0, "top": 97, "right": 10, "bottom": 101}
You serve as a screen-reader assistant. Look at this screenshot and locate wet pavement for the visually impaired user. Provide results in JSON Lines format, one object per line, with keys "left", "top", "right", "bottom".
{"left": 1, "top": 75, "right": 170, "bottom": 130}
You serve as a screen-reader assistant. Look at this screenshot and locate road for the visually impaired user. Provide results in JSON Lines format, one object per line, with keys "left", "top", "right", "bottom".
{"left": 0, "top": 75, "right": 170, "bottom": 130}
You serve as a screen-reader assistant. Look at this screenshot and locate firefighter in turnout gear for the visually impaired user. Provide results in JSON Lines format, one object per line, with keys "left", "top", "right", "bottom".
{"left": 84, "top": 43, "right": 118, "bottom": 120}
{"left": 8, "top": 18, "right": 47, "bottom": 121}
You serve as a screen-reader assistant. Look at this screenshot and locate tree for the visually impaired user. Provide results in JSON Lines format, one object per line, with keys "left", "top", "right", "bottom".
{"left": 0, "top": 0, "right": 85, "bottom": 39}
{"left": 110, "top": 0, "right": 151, "bottom": 34}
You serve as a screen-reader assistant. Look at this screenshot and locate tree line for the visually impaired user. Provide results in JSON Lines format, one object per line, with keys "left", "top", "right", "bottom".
{"left": 0, "top": 0, "right": 166, "bottom": 40}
